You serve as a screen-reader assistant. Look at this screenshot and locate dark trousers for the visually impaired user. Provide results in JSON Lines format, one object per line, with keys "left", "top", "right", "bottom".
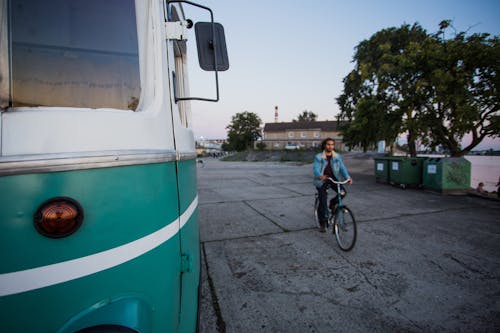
{"left": 316, "top": 181, "right": 346, "bottom": 226}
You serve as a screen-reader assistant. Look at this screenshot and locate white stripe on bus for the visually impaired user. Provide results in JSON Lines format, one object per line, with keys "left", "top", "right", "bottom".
{"left": 0, "top": 196, "right": 198, "bottom": 297}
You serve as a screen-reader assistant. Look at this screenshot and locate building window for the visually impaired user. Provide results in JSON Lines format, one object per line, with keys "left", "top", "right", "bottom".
{"left": 314, "top": 132, "right": 320, "bottom": 138}
{"left": 288, "top": 132, "right": 294, "bottom": 138}
{"left": 301, "top": 132, "right": 306, "bottom": 138}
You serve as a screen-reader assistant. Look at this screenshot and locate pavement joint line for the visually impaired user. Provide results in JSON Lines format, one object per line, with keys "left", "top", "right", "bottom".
{"left": 200, "top": 227, "right": 319, "bottom": 244}
{"left": 426, "top": 257, "right": 451, "bottom": 276}
{"left": 200, "top": 204, "right": 477, "bottom": 244}
{"left": 198, "top": 194, "right": 311, "bottom": 206}
{"left": 242, "top": 200, "right": 290, "bottom": 232}
{"left": 393, "top": 307, "right": 426, "bottom": 331}
{"left": 355, "top": 205, "right": 477, "bottom": 223}
{"left": 443, "top": 253, "right": 494, "bottom": 279}
{"left": 246, "top": 177, "right": 267, "bottom": 186}
{"left": 196, "top": 176, "right": 279, "bottom": 189}
{"left": 422, "top": 251, "right": 494, "bottom": 279}
{"left": 275, "top": 185, "right": 304, "bottom": 196}
{"left": 202, "top": 243, "right": 226, "bottom": 333}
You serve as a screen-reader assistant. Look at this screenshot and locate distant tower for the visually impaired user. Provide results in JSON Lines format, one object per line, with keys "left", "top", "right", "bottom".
{"left": 274, "top": 106, "right": 279, "bottom": 123}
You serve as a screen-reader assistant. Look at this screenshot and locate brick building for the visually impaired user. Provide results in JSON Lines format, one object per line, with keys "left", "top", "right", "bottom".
{"left": 261, "top": 121, "right": 346, "bottom": 150}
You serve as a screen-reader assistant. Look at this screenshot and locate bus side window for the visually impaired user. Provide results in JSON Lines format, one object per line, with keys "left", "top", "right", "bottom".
{"left": 0, "top": 0, "right": 9, "bottom": 109}
{"left": 173, "top": 42, "right": 190, "bottom": 128}
{"left": 8, "top": 0, "right": 141, "bottom": 110}
{"left": 170, "top": 6, "right": 190, "bottom": 128}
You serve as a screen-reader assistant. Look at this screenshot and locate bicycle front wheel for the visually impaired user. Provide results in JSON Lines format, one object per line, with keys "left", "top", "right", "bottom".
{"left": 334, "top": 206, "right": 357, "bottom": 251}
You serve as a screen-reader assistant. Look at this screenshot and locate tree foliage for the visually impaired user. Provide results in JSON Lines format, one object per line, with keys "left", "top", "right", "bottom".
{"left": 256, "top": 141, "right": 267, "bottom": 151}
{"left": 294, "top": 110, "right": 317, "bottom": 122}
{"left": 337, "top": 21, "right": 499, "bottom": 156}
{"left": 419, "top": 25, "right": 500, "bottom": 155}
{"left": 225, "top": 111, "right": 262, "bottom": 151}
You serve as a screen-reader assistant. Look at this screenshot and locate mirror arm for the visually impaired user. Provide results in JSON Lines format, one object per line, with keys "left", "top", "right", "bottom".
{"left": 166, "top": 0, "right": 220, "bottom": 102}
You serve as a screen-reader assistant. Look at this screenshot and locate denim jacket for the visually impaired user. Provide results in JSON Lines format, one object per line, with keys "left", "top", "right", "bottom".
{"left": 313, "top": 151, "right": 350, "bottom": 188}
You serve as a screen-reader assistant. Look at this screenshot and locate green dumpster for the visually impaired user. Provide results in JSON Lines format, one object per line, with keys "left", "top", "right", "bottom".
{"left": 374, "top": 157, "right": 390, "bottom": 183}
{"left": 423, "top": 157, "right": 471, "bottom": 193}
{"left": 389, "top": 157, "right": 423, "bottom": 188}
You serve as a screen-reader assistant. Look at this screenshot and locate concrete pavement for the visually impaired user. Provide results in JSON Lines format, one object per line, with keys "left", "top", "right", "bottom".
{"left": 197, "top": 154, "right": 500, "bottom": 333}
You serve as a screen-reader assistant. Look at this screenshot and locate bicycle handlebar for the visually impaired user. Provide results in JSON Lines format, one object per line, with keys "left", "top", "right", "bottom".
{"left": 326, "top": 177, "right": 351, "bottom": 185}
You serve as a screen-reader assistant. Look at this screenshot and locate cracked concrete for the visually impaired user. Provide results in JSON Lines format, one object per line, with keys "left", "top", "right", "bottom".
{"left": 197, "top": 154, "right": 500, "bottom": 332}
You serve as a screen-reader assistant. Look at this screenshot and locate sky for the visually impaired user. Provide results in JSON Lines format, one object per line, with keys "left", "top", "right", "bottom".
{"left": 184, "top": 0, "right": 500, "bottom": 149}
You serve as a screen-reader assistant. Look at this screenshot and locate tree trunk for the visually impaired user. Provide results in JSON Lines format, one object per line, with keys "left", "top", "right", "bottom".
{"left": 405, "top": 107, "right": 418, "bottom": 157}
{"left": 407, "top": 132, "right": 417, "bottom": 157}
{"left": 445, "top": 138, "right": 461, "bottom": 157}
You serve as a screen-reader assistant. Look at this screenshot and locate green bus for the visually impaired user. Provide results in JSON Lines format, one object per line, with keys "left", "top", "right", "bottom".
{"left": 0, "top": 0, "right": 228, "bottom": 331}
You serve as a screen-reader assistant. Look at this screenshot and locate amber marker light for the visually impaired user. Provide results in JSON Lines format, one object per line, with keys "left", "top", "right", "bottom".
{"left": 34, "top": 197, "right": 84, "bottom": 238}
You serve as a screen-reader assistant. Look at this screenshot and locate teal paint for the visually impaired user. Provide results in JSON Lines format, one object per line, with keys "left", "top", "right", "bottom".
{"left": 0, "top": 163, "right": 179, "bottom": 273}
{"left": 0, "top": 160, "right": 201, "bottom": 332}
{"left": 177, "top": 159, "right": 198, "bottom": 212}
{"left": 177, "top": 159, "right": 200, "bottom": 332}
{"left": 178, "top": 210, "right": 201, "bottom": 333}
{"left": 58, "top": 297, "right": 153, "bottom": 333}
{"left": 1, "top": 237, "right": 181, "bottom": 332}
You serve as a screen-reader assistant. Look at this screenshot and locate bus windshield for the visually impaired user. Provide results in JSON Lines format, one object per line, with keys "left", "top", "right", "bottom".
{"left": 7, "top": 0, "right": 140, "bottom": 110}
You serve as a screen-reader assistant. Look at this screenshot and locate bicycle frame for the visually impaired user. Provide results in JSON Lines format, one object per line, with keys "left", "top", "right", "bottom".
{"left": 313, "top": 178, "right": 349, "bottom": 224}
{"left": 326, "top": 178, "right": 349, "bottom": 210}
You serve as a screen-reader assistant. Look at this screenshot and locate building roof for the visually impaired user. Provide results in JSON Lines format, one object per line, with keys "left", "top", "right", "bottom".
{"left": 263, "top": 121, "right": 343, "bottom": 132}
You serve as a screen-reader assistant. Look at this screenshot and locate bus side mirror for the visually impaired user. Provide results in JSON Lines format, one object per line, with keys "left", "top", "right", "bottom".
{"left": 195, "top": 22, "right": 229, "bottom": 71}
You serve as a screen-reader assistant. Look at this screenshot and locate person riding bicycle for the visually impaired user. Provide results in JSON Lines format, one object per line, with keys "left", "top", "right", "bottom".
{"left": 313, "top": 138, "right": 352, "bottom": 232}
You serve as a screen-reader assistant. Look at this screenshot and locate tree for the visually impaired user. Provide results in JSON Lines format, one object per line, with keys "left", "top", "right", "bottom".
{"left": 226, "top": 111, "right": 262, "bottom": 151}
{"left": 221, "top": 142, "right": 231, "bottom": 151}
{"left": 337, "top": 23, "right": 429, "bottom": 156}
{"left": 339, "top": 95, "right": 399, "bottom": 152}
{"left": 418, "top": 23, "right": 500, "bottom": 155}
{"left": 337, "top": 21, "right": 499, "bottom": 157}
{"left": 256, "top": 141, "right": 267, "bottom": 151}
{"left": 293, "top": 110, "right": 317, "bottom": 122}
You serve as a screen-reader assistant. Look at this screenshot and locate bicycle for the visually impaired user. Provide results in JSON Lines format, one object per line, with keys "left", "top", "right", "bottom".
{"left": 314, "top": 178, "right": 357, "bottom": 251}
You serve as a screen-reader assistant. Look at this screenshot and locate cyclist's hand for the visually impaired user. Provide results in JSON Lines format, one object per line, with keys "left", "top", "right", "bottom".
{"left": 347, "top": 178, "right": 353, "bottom": 185}
{"left": 320, "top": 175, "right": 327, "bottom": 180}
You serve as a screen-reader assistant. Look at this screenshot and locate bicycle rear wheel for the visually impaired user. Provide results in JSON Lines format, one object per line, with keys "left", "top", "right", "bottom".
{"left": 313, "top": 195, "right": 320, "bottom": 227}
{"left": 333, "top": 206, "right": 356, "bottom": 251}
